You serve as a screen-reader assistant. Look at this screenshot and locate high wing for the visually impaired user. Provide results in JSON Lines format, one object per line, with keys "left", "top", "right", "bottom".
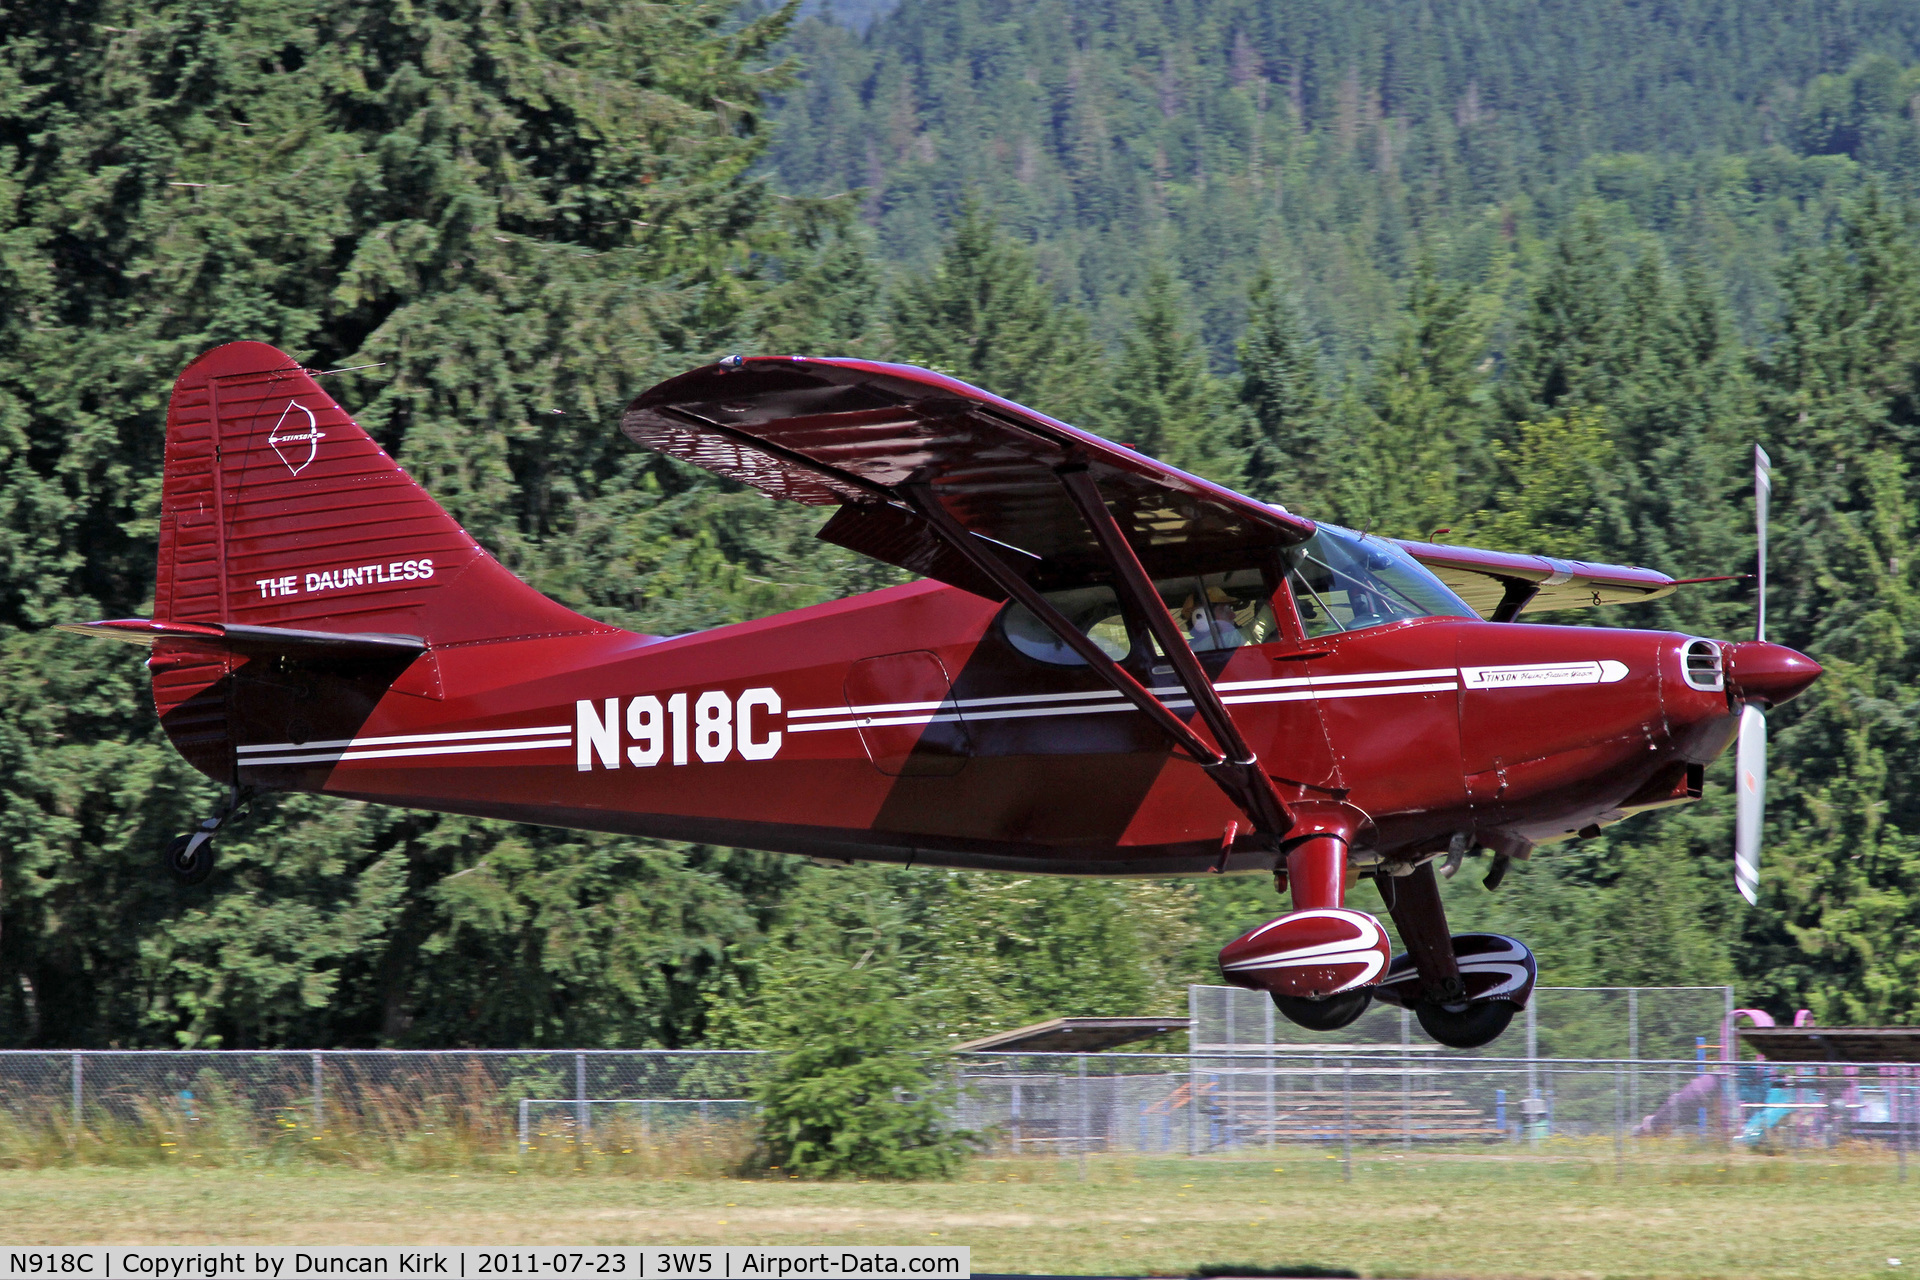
{"left": 621, "top": 357, "right": 1316, "bottom": 598}
{"left": 1392, "top": 538, "right": 1676, "bottom": 622}
{"left": 622, "top": 356, "right": 1680, "bottom": 624}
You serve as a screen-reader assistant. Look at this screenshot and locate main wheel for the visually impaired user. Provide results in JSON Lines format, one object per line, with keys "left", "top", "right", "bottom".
{"left": 1414, "top": 998, "right": 1517, "bottom": 1049}
{"left": 1272, "top": 988, "right": 1372, "bottom": 1031}
{"left": 162, "top": 832, "right": 217, "bottom": 887}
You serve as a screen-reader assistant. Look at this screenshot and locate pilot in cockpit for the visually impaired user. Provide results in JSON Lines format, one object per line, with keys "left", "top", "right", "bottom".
{"left": 1184, "top": 587, "right": 1246, "bottom": 652}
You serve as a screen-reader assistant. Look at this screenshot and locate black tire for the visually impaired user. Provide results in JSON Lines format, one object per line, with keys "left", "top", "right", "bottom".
{"left": 162, "top": 832, "right": 216, "bottom": 887}
{"left": 1272, "top": 988, "right": 1372, "bottom": 1031}
{"left": 1414, "top": 998, "right": 1517, "bottom": 1049}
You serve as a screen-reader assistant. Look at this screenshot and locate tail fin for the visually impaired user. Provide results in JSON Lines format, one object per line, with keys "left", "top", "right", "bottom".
{"left": 157, "top": 341, "right": 602, "bottom": 645}
{"left": 80, "top": 342, "right": 612, "bottom": 788}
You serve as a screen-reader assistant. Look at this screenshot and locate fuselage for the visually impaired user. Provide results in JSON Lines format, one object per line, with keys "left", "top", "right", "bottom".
{"left": 214, "top": 572, "right": 1748, "bottom": 877}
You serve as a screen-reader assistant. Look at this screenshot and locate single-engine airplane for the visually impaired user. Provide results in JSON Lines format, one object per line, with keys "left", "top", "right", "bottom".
{"left": 61, "top": 343, "right": 1821, "bottom": 1048}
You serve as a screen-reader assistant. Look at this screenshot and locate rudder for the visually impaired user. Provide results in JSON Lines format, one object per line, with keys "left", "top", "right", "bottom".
{"left": 157, "top": 341, "right": 601, "bottom": 645}
{"left": 141, "top": 342, "right": 610, "bottom": 786}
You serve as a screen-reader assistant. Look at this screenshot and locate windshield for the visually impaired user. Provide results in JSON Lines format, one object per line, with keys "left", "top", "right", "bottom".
{"left": 1286, "top": 526, "right": 1476, "bottom": 638}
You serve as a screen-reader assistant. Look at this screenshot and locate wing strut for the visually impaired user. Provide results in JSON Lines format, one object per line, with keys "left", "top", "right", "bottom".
{"left": 1054, "top": 466, "right": 1296, "bottom": 841}
{"left": 902, "top": 484, "right": 1225, "bottom": 767}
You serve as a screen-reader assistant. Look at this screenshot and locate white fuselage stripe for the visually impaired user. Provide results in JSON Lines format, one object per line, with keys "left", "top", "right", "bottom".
{"left": 238, "top": 669, "right": 1472, "bottom": 761}
{"left": 787, "top": 676, "right": 1459, "bottom": 732}
{"left": 242, "top": 738, "right": 574, "bottom": 767}
{"left": 239, "top": 724, "right": 572, "bottom": 755}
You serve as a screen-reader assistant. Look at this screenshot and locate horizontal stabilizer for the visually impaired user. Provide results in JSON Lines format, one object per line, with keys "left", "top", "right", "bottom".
{"left": 58, "top": 618, "right": 425, "bottom": 660}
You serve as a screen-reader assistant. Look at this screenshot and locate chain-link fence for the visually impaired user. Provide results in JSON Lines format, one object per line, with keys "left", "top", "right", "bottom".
{"left": 1, "top": 1048, "right": 1911, "bottom": 1155}
{"left": 1, "top": 984, "right": 1912, "bottom": 1164}
{"left": 0, "top": 1049, "right": 768, "bottom": 1137}
{"left": 1185, "top": 983, "right": 1741, "bottom": 1132}
{"left": 948, "top": 1051, "right": 1920, "bottom": 1159}
{"left": 1188, "top": 983, "right": 1736, "bottom": 1061}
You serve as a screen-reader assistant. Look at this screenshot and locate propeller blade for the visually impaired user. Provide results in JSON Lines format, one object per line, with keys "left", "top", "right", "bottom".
{"left": 1754, "top": 444, "right": 1771, "bottom": 643}
{"left": 1736, "top": 444, "right": 1774, "bottom": 904}
{"left": 1734, "top": 703, "right": 1766, "bottom": 905}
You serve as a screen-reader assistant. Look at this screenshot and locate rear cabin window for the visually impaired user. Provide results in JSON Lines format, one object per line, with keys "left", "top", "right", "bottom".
{"left": 1003, "top": 586, "right": 1132, "bottom": 665}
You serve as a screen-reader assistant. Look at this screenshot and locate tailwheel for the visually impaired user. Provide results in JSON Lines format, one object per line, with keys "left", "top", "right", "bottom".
{"left": 162, "top": 829, "right": 217, "bottom": 887}
{"left": 1272, "top": 988, "right": 1372, "bottom": 1031}
{"left": 1414, "top": 998, "right": 1517, "bottom": 1049}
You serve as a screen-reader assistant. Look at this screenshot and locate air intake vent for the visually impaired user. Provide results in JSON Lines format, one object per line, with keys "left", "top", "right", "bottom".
{"left": 1682, "top": 638, "right": 1725, "bottom": 692}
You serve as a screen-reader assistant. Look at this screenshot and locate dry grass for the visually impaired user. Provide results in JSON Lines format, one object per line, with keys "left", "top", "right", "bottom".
{"left": 0, "top": 1074, "right": 755, "bottom": 1176}
{"left": 2, "top": 1145, "right": 1917, "bottom": 1279}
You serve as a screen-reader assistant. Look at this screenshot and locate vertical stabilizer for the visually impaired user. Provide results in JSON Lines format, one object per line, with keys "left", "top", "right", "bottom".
{"left": 157, "top": 341, "right": 604, "bottom": 645}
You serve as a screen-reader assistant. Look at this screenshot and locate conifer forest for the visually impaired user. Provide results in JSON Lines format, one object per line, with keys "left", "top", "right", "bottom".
{"left": 3, "top": 0, "right": 1920, "bottom": 1050}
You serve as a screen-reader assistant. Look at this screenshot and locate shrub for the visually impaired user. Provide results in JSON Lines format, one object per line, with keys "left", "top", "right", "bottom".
{"left": 754, "top": 969, "right": 971, "bottom": 1179}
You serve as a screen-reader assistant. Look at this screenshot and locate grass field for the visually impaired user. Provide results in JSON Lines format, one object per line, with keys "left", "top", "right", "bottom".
{"left": 2, "top": 1149, "right": 1917, "bottom": 1280}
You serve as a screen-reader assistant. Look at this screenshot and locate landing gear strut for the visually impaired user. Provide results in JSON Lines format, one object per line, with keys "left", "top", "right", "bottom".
{"left": 1218, "top": 829, "right": 1392, "bottom": 1032}
{"left": 1373, "top": 861, "right": 1536, "bottom": 1049}
{"left": 1219, "top": 834, "right": 1536, "bottom": 1049}
{"left": 162, "top": 787, "right": 251, "bottom": 887}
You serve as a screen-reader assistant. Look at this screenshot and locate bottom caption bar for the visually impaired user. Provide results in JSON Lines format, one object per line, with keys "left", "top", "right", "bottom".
{"left": 1, "top": 1251, "right": 968, "bottom": 1280}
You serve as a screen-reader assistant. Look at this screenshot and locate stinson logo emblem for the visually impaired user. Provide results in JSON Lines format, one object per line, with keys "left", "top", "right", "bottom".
{"left": 267, "top": 400, "right": 326, "bottom": 475}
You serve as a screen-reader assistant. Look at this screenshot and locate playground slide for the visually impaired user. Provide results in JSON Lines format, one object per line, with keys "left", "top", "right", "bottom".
{"left": 1633, "top": 1072, "right": 1720, "bottom": 1137}
{"left": 1738, "top": 1087, "right": 1800, "bottom": 1144}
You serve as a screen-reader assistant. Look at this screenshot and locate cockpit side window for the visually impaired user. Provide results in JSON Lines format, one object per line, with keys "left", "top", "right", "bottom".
{"left": 1286, "top": 526, "right": 1477, "bottom": 638}
{"left": 1001, "top": 567, "right": 1282, "bottom": 667}
{"left": 1147, "top": 567, "right": 1280, "bottom": 657}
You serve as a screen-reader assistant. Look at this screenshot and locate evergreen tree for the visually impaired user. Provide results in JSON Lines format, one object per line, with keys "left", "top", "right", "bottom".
{"left": 1337, "top": 259, "right": 1492, "bottom": 539}
{"left": 1108, "top": 263, "right": 1243, "bottom": 482}
{"left": 889, "top": 201, "right": 1105, "bottom": 423}
{"left": 0, "top": 0, "right": 819, "bottom": 1049}
{"left": 1236, "top": 267, "right": 1327, "bottom": 507}
{"left": 1744, "top": 189, "right": 1920, "bottom": 1023}
{"left": 1499, "top": 211, "right": 1621, "bottom": 427}
{"left": 1595, "top": 258, "right": 1755, "bottom": 635}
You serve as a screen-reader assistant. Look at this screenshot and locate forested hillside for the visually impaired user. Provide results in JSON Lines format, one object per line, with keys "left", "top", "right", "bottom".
{"left": 772, "top": 0, "right": 1920, "bottom": 356}
{"left": 0, "top": 0, "right": 1916, "bottom": 1049}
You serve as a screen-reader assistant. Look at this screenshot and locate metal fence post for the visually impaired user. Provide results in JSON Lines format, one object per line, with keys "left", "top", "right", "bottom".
{"left": 1628, "top": 987, "right": 1639, "bottom": 1127}
{"left": 1011, "top": 1078, "right": 1021, "bottom": 1154}
{"left": 1401, "top": 1010, "right": 1412, "bottom": 1149}
{"left": 575, "top": 1053, "right": 589, "bottom": 1139}
{"left": 1614, "top": 1065, "right": 1625, "bottom": 1179}
{"left": 311, "top": 1051, "right": 323, "bottom": 1133}
{"left": 518, "top": 1098, "right": 529, "bottom": 1156}
{"left": 1526, "top": 999, "right": 1540, "bottom": 1106}
{"left": 70, "top": 1051, "right": 81, "bottom": 1134}
{"left": 1341, "top": 1059, "right": 1352, "bottom": 1183}
{"left": 1401, "top": 1051, "right": 1412, "bottom": 1150}
{"left": 1187, "top": 1051, "right": 1199, "bottom": 1157}
{"left": 1077, "top": 1054, "right": 1089, "bottom": 1177}
{"left": 1900, "top": 1075, "right": 1910, "bottom": 1184}
{"left": 1265, "top": 999, "right": 1276, "bottom": 1150}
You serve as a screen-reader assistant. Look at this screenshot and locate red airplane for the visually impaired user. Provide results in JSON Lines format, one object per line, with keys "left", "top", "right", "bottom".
{"left": 62, "top": 342, "right": 1821, "bottom": 1048}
